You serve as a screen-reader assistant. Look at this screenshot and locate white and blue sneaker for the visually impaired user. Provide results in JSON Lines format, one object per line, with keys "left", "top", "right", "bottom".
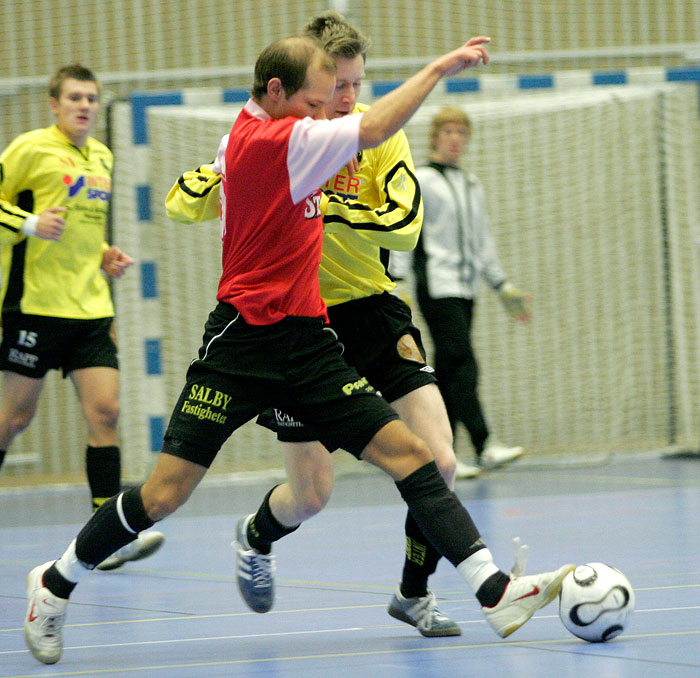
{"left": 234, "top": 515, "right": 275, "bottom": 613}
{"left": 388, "top": 589, "right": 462, "bottom": 637}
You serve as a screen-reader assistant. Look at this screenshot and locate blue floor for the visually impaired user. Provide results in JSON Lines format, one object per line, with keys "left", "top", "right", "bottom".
{"left": 1, "top": 453, "right": 699, "bottom": 677}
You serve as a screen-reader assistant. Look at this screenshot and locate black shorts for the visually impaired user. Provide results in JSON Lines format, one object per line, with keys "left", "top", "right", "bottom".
{"left": 162, "top": 302, "right": 399, "bottom": 468}
{"left": 256, "top": 292, "right": 436, "bottom": 443}
{"left": 0, "top": 312, "right": 118, "bottom": 378}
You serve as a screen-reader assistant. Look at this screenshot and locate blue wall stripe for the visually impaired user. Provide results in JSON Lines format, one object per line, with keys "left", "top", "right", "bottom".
{"left": 518, "top": 74, "right": 555, "bottom": 89}
{"left": 144, "top": 339, "right": 162, "bottom": 375}
{"left": 149, "top": 416, "right": 165, "bottom": 453}
{"left": 223, "top": 88, "right": 250, "bottom": 103}
{"left": 371, "top": 81, "right": 402, "bottom": 97}
{"left": 131, "top": 91, "right": 184, "bottom": 144}
{"left": 665, "top": 66, "right": 700, "bottom": 82}
{"left": 593, "top": 71, "right": 627, "bottom": 86}
{"left": 135, "top": 184, "right": 152, "bottom": 221}
{"left": 140, "top": 260, "right": 158, "bottom": 298}
{"left": 446, "top": 78, "right": 481, "bottom": 93}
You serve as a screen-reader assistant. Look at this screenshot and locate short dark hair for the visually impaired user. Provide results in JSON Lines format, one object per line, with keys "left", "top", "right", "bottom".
{"left": 303, "top": 11, "right": 371, "bottom": 61}
{"left": 49, "top": 64, "right": 99, "bottom": 99}
{"left": 251, "top": 36, "right": 335, "bottom": 101}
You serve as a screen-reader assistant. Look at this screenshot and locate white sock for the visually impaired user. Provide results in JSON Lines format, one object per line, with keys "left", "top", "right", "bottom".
{"left": 54, "top": 538, "right": 91, "bottom": 584}
{"left": 457, "top": 548, "right": 500, "bottom": 593}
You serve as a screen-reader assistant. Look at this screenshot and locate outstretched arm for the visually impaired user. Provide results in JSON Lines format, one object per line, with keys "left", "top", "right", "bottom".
{"left": 358, "top": 37, "right": 490, "bottom": 150}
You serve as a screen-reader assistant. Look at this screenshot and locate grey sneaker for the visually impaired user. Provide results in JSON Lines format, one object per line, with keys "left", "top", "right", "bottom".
{"left": 483, "top": 563, "right": 575, "bottom": 638}
{"left": 24, "top": 562, "right": 68, "bottom": 665}
{"left": 96, "top": 530, "right": 165, "bottom": 571}
{"left": 234, "top": 515, "right": 275, "bottom": 613}
{"left": 388, "top": 589, "right": 462, "bottom": 637}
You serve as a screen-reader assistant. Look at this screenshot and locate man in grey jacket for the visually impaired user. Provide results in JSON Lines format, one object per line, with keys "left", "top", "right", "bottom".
{"left": 393, "top": 106, "right": 529, "bottom": 476}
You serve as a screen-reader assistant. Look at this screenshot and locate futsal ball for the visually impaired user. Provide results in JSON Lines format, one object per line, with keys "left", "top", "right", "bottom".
{"left": 558, "top": 563, "right": 635, "bottom": 642}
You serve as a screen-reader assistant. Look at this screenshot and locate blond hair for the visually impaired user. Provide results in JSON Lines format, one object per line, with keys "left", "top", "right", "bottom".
{"left": 429, "top": 106, "right": 471, "bottom": 150}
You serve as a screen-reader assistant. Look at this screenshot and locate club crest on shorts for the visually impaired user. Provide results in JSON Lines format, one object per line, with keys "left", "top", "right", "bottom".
{"left": 396, "top": 334, "right": 425, "bottom": 363}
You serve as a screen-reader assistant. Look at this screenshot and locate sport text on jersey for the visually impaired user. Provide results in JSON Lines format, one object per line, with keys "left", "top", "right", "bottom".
{"left": 62, "top": 173, "right": 111, "bottom": 201}
{"left": 180, "top": 384, "right": 233, "bottom": 424}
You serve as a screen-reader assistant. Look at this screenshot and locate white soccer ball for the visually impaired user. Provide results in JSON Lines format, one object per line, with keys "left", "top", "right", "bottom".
{"left": 558, "top": 562, "right": 635, "bottom": 642}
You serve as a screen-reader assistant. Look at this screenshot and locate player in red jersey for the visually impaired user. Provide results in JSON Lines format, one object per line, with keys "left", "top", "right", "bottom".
{"left": 24, "top": 35, "right": 572, "bottom": 666}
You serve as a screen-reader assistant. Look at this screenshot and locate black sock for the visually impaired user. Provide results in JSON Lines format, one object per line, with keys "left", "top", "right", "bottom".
{"left": 0, "top": 448, "right": 6, "bottom": 470}
{"left": 75, "top": 486, "right": 154, "bottom": 566}
{"left": 400, "top": 510, "right": 441, "bottom": 599}
{"left": 476, "top": 571, "right": 511, "bottom": 607}
{"left": 85, "top": 445, "right": 121, "bottom": 511}
{"left": 246, "top": 485, "right": 299, "bottom": 555}
{"left": 44, "top": 564, "right": 76, "bottom": 599}
{"left": 395, "top": 461, "right": 484, "bottom": 567}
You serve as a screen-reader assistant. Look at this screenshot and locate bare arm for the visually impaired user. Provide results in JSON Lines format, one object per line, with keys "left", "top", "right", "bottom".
{"left": 358, "top": 37, "right": 490, "bottom": 151}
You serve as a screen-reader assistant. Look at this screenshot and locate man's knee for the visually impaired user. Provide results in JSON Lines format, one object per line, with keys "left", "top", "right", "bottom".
{"left": 141, "top": 484, "right": 187, "bottom": 521}
{"left": 90, "top": 399, "right": 120, "bottom": 429}
{"left": 362, "top": 421, "right": 434, "bottom": 478}
{"left": 1, "top": 408, "right": 37, "bottom": 438}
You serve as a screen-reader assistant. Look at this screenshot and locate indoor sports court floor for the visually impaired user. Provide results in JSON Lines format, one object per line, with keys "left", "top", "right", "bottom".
{"left": 1, "top": 452, "right": 699, "bottom": 677}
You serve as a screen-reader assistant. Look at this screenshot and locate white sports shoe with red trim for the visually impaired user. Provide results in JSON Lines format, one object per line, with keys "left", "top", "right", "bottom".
{"left": 24, "top": 562, "right": 68, "bottom": 664}
{"left": 483, "top": 563, "right": 575, "bottom": 638}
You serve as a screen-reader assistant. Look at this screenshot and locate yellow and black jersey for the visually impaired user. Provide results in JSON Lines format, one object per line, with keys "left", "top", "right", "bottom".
{"left": 0, "top": 125, "right": 114, "bottom": 319}
{"left": 165, "top": 103, "right": 422, "bottom": 306}
{"left": 319, "top": 103, "right": 422, "bottom": 306}
{"left": 165, "top": 163, "right": 221, "bottom": 224}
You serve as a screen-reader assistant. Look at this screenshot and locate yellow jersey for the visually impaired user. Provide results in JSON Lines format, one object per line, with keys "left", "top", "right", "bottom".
{"left": 0, "top": 125, "right": 114, "bottom": 318}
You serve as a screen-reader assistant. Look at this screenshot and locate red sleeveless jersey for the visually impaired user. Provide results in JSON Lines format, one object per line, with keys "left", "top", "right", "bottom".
{"left": 216, "top": 100, "right": 361, "bottom": 325}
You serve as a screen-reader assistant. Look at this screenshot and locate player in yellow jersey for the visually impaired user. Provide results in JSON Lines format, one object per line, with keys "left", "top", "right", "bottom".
{"left": 0, "top": 64, "right": 164, "bottom": 569}
{"left": 166, "top": 12, "right": 487, "bottom": 636}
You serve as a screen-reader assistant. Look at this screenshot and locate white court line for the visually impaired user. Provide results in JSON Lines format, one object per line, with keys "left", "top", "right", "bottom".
{"left": 2, "top": 606, "right": 700, "bottom": 657}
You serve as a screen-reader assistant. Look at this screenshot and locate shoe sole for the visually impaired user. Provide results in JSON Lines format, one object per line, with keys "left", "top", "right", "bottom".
{"left": 387, "top": 604, "right": 462, "bottom": 637}
{"left": 96, "top": 534, "right": 165, "bottom": 571}
{"left": 481, "top": 449, "right": 525, "bottom": 471}
{"left": 498, "top": 565, "right": 575, "bottom": 638}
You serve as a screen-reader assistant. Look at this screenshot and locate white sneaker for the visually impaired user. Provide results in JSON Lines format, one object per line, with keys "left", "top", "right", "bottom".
{"left": 480, "top": 441, "right": 525, "bottom": 469}
{"left": 96, "top": 530, "right": 165, "bottom": 571}
{"left": 483, "top": 563, "right": 575, "bottom": 638}
{"left": 24, "top": 562, "right": 68, "bottom": 664}
{"left": 454, "top": 459, "right": 481, "bottom": 479}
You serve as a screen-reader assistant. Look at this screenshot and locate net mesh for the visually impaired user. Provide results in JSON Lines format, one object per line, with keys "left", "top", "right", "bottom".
{"left": 2, "top": 1, "right": 700, "bottom": 485}
{"left": 106, "top": 83, "right": 700, "bottom": 478}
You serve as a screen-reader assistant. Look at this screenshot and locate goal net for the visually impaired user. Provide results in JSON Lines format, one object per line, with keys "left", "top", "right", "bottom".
{"left": 104, "top": 82, "right": 700, "bottom": 480}
{"left": 2, "top": 1, "right": 699, "bottom": 486}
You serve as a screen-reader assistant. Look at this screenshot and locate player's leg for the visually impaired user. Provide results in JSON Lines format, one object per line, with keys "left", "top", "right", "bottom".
{"left": 386, "top": 382, "right": 462, "bottom": 636}
{"left": 24, "top": 449, "right": 207, "bottom": 664}
{"left": 70, "top": 365, "right": 165, "bottom": 569}
{"left": 70, "top": 366, "right": 121, "bottom": 507}
{"left": 272, "top": 440, "right": 334, "bottom": 527}
{"left": 419, "top": 296, "right": 490, "bottom": 456}
{"left": 361, "top": 420, "right": 574, "bottom": 638}
{"left": 0, "top": 371, "right": 45, "bottom": 454}
{"left": 235, "top": 439, "right": 333, "bottom": 612}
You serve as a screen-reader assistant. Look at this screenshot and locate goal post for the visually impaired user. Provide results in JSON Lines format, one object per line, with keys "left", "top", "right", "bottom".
{"left": 104, "top": 82, "right": 700, "bottom": 479}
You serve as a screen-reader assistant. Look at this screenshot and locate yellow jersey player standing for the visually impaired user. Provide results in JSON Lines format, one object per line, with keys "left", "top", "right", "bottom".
{"left": 0, "top": 64, "right": 164, "bottom": 569}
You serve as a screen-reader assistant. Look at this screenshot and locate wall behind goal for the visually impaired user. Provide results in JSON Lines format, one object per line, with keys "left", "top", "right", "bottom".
{"left": 100, "top": 81, "right": 700, "bottom": 481}
{"left": 2, "top": 0, "right": 700, "bottom": 150}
